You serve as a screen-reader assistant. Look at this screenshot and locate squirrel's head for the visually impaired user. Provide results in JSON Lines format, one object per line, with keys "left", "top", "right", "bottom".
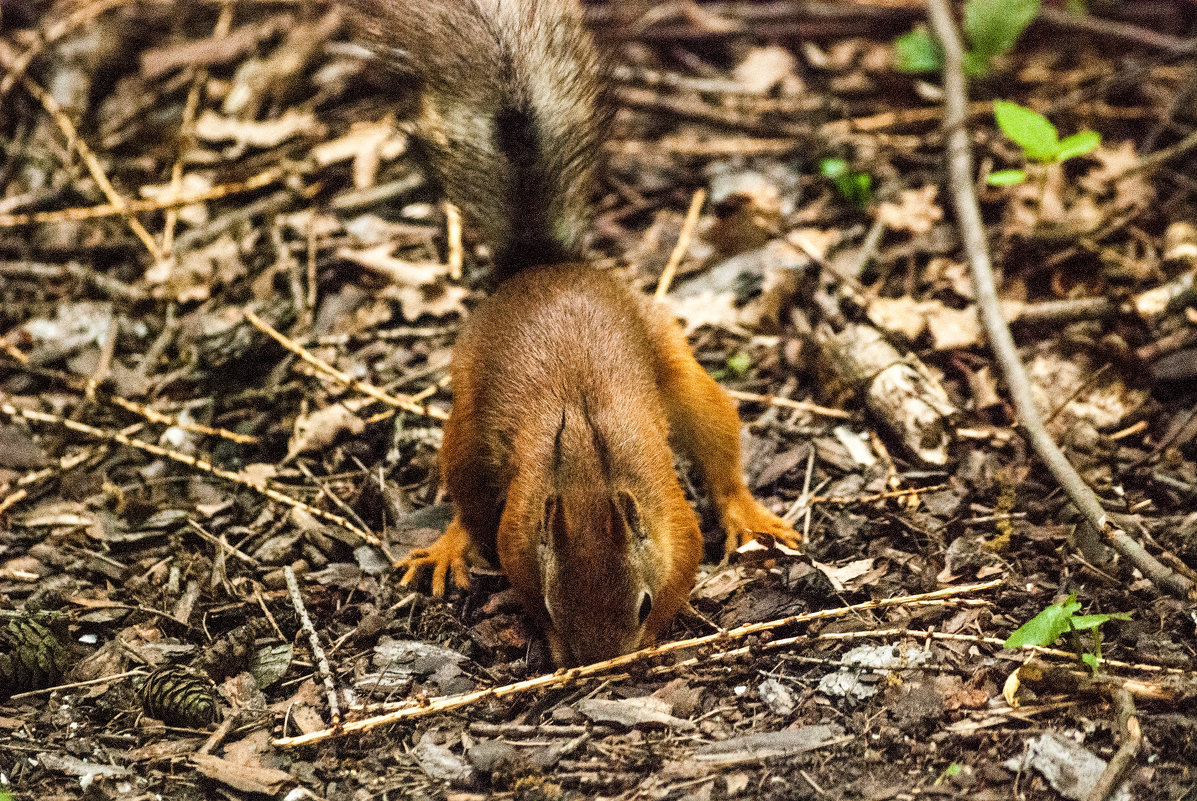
{"left": 535, "top": 487, "right": 666, "bottom": 667}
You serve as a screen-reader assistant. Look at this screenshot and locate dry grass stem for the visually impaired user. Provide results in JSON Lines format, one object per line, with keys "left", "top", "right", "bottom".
{"left": 274, "top": 580, "right": 1002, "bottom": 747}
{"left": 244, "top": 308, "right": 449, "bottom": 421}
{"left": 655, "top": 187, "right": 707, "bottom": 300}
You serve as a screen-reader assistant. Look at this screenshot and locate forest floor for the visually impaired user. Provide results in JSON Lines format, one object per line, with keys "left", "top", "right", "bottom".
{"left": 1, "top": 1, "right": 1196, "bottom": 799}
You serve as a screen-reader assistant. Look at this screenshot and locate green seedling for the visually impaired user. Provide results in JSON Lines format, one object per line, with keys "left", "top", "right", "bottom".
{"left": 819, "top": 158, "right": 872, "bottom": 207}
{"left": 1004, "top": 593, "right": 1131, "bottom": 674}
{"left": 895, "top": 0, "right": 1042, "bottom": 77}
{"left": 987, "top": 100, "right": 1101, "bottom": 186}
{"left": 934, "top": 763, "right": 963, "bottom": 786}
{"left": 718, "top": 351, "right": 753, "bottom": 381}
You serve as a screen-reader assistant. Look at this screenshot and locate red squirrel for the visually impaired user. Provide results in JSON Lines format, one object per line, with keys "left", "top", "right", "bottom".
{"left": 348, "top": 0, "right": 800, "bottom": 666}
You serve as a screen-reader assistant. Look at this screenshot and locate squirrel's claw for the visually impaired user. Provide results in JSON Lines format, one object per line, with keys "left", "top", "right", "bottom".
{"left": 395, "top": 521, "right": 471, "bottom": 596}
{"left": 719, "top": 490, "right": 801, "bottom": 555}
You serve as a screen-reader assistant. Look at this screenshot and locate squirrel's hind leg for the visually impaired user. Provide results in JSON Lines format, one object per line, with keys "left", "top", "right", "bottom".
{"left": 649, "top": 313, "right": 801, "bottom": 555}
{"left": 396, "top": 516, "right": 473, "bottom": 596}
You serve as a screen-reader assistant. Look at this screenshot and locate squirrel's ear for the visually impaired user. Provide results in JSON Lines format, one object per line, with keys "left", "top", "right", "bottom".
{"left": 612, "top": 489, "right": 645, "bottom": 541}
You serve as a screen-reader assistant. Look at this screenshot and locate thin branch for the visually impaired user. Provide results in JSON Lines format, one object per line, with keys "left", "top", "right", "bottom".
{"left": 0, "top": 400, "right": 389, "bottom": 555}
{"left": 444, "top": 202, "right": 464, "bottom": 281}
{"left": 285, "top": 566, "right": 342, "bottom": 726}
{"left": 7, "top": 668, "right": 147, "bottom": 701}
{"left": 244, "top": 309, "right": 448, "bottom": 422}
{"left": 0, "top": 260, "right": 148, "bottom": 300}
{"left": 725, "top": 389, "right": 853, "bottom": 420}
{"left": 273, "top": 580, "right": 1001, "bottom": 747}
{"left": 1084, "top": 688, "right": 1141, "bottom": 801}
{"left": 655, "top": 188, "right": 707, "bottom": 300}
{"left": 924, "top": 0, "right": 1194, "bottom": 601}
{"left": 162, "top": 2, "right": 235, "bottom": 261}
{"left": 0, "top": 62, "right": 164, "bottom": 263}
{"left": 108, "top": 396, "right": 259, "bottom": 445}
{"left": 0, "top": 0, "right": 134, "bottom": 101}
{"left": 0, "top": 168, "right": 285, "bottom": 227}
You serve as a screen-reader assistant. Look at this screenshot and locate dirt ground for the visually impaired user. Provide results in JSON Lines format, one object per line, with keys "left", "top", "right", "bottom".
{"left": 1, "top": 1, "right": 1196, "bottom": 799}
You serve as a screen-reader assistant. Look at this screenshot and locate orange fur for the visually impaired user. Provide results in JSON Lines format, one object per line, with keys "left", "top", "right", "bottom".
{"left": 348, "top": 0, "right": 799, "bottom": 666}
{"left": 400, "top": 266, "right": 798, "bottom": 665}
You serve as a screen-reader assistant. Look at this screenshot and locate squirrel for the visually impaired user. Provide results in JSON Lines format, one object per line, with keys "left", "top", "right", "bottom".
{"left": 347, "top": 0, "right": 800, "bottom": 666}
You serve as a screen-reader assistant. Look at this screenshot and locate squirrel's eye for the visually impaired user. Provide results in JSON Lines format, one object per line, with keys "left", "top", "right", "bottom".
{"left": 638, "top": 592, "right": 653, "bottom": 625}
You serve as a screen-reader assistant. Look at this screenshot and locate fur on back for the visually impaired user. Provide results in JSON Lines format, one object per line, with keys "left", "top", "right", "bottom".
{"left": 345, "top": 0, "right": 607, "bottom": 278}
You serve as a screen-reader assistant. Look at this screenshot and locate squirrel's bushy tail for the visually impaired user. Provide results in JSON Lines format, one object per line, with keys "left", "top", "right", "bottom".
{"left": 346, "top": 0, "right": 606, "bottom": 279}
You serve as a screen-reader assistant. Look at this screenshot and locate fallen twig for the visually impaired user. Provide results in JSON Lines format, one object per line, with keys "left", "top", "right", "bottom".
{"left": 161, "top": 2, "right": 235, "bottom": 262}
{"left": 0, "top": 260, "right": 148, "bottom": 300}
{"left": 655, "top": 188, "right": 707, "bottom": 300}
{"left": 1085, "top": 688, "right": 1141, "bottom": 801}
{"left": 811, "top": 483, "right": 950, "bottom": 507}
{"left": 444, "top": 201, "right": 464, "bottom": 281}
{"left": 0, "top": 56, "right": 164, "bottom": 263}
{"left": 0, "top": 400, "right": 387, "bottom": 554}
{"left": 8, "top": 669, "right": 147, "bottom": 701}
{"left": 244, "top": 309, "right": 448, "bottom": 422}
{"left": 108, "top": 396, "right": 259, "bottom": 445}
{"left": 273, "top": 579, "right": 1001, "bottom": 747}
{"left": 285, "top": 566, "right": 342, "bottom": 727}
{"left": 726, "top": 389, "right": 852, "bottom": 420}
{"left": 0, "top": 0, "right": 134, "bottom": 101}
{"left": 925, "top": 0, "right": 1194, "bottom": 601}
{"left": 0, "top": 429, "right": 139, "bottom": 517}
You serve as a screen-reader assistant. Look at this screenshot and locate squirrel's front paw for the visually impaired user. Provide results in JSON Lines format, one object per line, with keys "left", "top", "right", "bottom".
{"left": 718, "top": 490, "right": 801, "bottom": 555}
{"left": 395, "top": 521, "right": 471, "bottom": 596}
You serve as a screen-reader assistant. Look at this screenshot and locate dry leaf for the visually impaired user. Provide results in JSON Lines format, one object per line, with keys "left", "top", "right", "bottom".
{"left": 811, "top": 557, "right": 876, "bottom": 591}
{"left": 149, "top": 233, "right": 244, "bottom": 301}
{"left": 190, "top": 753, "right": 295, "bottom": 795}
{"left": 288, "top": 404, "right": 366, "bottom": 458}
{"left": 734, "top": 45, "right": 800, "bottom": 94}
{"left": 310, "top": 119, "right": 407, "bottom": 188}
{"left": 876, "top": 185, "right": 943, "bottom": 234}
{"left": 379, "top": 281, "right": 469, "bottom": 321}
{"left": 339, "top": 245, "right": 468, "bottom": 320}
{"left": 666, "top": 290, "right": 742, "bottom": 335}
{"left": 1084, "top": 140, "right": 1155, "bottom": 217}
{"left": 577, "top": 697, "right": 695, "bottom": 730}
{"left": 923, "top": 303, "right": 982, "bottom": 350}
{"left": 238, "top": 463, "right": 278, "bottom": 486}
{"left": 867, "top": 296, "right": 926, "bottom": 341}
{"left": 1027, "top": 348, "right": 1149, "bottom": 435}
{"left": 195, "top": 108, "right": 324, "bottom": 149}
{"left": 139, "top": 173, "right": 213, "bottom": 228}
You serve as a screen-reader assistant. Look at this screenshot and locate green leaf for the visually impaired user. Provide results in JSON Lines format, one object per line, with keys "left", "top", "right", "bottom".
{"left": 894, "top": 27, "right": 943, "bottom": 73}
{"left": 934, "top": 762, "right": 963, "bottom": 786}
{"left": 965, "top": 0, "right": 1042, "bottom": 61}
{"left": 963, "top": 49, "right": 992, "bottom": 78}
{"left": 842, "top": 173, "right": 873, "bottom": 207}
{"left": 1057, "top": 130, "right": 1102, "bottom": 161}
{"left": 819, "top": 158, "right": 848, "bottom": 179}
{"left": 725, "top": 352, "right": 752, "bottom": 378}
{"left": 1004, "top": 594, "right": 1081, "bottom": 648}
{"left": 994, "top": 100, "right": 1059, "bottom": 162}
{"left": 820, "top": 159, "right": 873, "bottom": 206}
{"left": 1069, "top": 611, "right": 1132, "bottom": 631}
{"left": 1081, "top": 652, "right": 1100, "bottom": 674}
{"left": 986, "top": 169, "right": 1027, "bottom": 186}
